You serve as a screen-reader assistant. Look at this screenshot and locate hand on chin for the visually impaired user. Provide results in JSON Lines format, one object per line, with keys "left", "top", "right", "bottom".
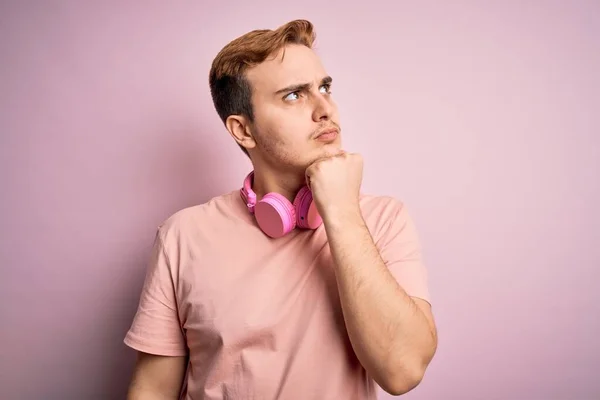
{"left": 304, "top": 149, "right": 363, "bottom": 219}
{"left": 314, "top": 143, "right": 344, "bottom": 161}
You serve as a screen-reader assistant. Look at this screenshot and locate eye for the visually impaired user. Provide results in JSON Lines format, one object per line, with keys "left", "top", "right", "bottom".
{"left": 319, "top": 84, "right": 332, "bottom": 94}
{"left": 284, "top": 92, "right": 300, "bottom": 101}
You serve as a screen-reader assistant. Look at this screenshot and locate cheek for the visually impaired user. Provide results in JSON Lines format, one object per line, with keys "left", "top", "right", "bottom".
{"left": 252, "top": 119, "right": 287, "bottom": 154}
{"left": 274, "top": 121, "right": 307, "bottom": 144}
{"left": 257, "top": 114, "right": 306, "bottom": 145}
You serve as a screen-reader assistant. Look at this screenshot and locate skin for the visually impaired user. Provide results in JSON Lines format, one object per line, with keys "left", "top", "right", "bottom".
{"left": 306, "top": 152, "right": 438, "bottom": 394}
{"left": 126, "top": 352, "right": 186, "bottom": 400}
{"left": 226, "top": 43, "right": 343, "bottom": 202}
{"left": 127, "top": 43, "right": 437, "bottom": 398}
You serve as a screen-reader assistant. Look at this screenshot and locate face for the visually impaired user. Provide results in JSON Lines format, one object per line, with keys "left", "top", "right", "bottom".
{"left": 242, "top": 44, "right": 342, "bottom": 172}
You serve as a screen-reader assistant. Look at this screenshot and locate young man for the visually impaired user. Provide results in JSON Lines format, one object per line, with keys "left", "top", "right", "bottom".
{"left": 124, "top": 19, "right": 437, "bottom": 400}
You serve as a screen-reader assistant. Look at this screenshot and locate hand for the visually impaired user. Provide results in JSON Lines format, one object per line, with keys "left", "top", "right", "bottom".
{"left": 305, "top": 150, "right": 364, "bottom": 220}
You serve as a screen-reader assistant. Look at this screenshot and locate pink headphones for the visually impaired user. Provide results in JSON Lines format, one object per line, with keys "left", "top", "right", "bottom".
{"left": 240, "top": 171, "right": 323, "bottom": 238}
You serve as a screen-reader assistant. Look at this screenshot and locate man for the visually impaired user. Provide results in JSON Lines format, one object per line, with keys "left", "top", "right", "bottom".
{"left": 124, "top": 19, "right": 437, "bottom": 400}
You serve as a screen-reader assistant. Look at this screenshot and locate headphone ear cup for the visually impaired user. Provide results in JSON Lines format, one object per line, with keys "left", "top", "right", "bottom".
{"left": 254, "top": 193, "right": 297, "bottom": 238}
{"left": 293, "top": 186, "right": 323, "bottom": 229}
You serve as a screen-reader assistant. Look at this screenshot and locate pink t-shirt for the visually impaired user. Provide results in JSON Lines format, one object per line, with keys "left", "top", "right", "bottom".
{"left": 124, "top": 190, "right": 430, "bottom": 399}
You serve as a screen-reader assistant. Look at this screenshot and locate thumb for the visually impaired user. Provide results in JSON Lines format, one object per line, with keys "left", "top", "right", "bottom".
{"left": 304, "top": 164, "right": 314, "bottom": 189}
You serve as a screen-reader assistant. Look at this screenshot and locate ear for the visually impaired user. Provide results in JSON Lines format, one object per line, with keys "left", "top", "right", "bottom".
{"left": 225, "top": 115, "right": 256, "bottom": 151}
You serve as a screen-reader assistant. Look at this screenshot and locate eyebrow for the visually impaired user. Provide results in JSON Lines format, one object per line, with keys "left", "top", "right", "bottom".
{"left": 274, "top": 76, "right": 333, "bottom": 95}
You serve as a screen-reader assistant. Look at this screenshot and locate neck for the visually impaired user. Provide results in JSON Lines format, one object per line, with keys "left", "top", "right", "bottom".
{"left": 251, "top": 166, "right": 306, "bottom": 203}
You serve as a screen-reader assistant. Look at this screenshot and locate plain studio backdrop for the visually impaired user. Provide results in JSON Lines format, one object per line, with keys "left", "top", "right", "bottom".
{"left": 1, "top": 1, "right": 598, "bottom": 399}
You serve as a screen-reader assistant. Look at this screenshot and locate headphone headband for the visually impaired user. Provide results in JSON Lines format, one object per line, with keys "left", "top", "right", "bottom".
{"left": 240, "top": 171, "right": 257, "bottom": 213}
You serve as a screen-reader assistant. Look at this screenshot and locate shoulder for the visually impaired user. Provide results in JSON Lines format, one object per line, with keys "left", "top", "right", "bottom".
{"left": 359, "top": 193, "right": 415, "bottom": 241}
{"left": 360, "top": 193, "right": 408, "bottom": 223}
{"left": 156, "top": 190, "right": 240, "bottom": 246}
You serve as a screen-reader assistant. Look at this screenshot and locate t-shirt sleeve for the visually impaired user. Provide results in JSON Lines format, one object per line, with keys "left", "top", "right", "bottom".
{"left": 123, "top": 229, "right": 187, "bottom": 356}
{"left": 377, "top": 199, "right": 431, "bottom": 304}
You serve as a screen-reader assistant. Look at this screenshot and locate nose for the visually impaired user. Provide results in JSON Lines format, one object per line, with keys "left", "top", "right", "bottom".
{"left": 311, "top": 92, "right": 335, "bottom": 122}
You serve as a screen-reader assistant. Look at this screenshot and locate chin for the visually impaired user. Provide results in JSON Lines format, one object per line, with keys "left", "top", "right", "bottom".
{"left": 301, "top": 147, "right": 339, "bottom": 167}
{"left": 317, "top": 141, "right": 342, "bottom": 154}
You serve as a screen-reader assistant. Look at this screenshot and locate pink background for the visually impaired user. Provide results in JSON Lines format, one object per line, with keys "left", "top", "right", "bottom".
{"left": 1, "top": 2, "right": 598, "bottom": 399}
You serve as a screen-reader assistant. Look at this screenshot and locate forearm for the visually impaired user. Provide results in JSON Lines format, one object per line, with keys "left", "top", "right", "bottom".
{"left": 323, "top": 209, "right": 436, "bottom": 394}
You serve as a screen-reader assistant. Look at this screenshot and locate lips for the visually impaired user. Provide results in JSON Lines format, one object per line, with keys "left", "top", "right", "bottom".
{"left": 315, "top": 128, "right": 339, "bottom": 142}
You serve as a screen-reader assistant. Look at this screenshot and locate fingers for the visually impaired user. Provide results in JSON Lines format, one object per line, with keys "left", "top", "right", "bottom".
{"left": 320, "top": 147, "right": 344, "bottom": 159}
{"left": 306, "top": 150, "right": 351, "bottom": 175}
{"left": 309, "top": 150, "right": 350, "bottom": 170}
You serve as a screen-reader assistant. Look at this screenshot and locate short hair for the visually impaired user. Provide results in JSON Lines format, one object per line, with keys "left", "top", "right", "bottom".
{"left": 209, "top": 19, "right": 316, "bottom": 156}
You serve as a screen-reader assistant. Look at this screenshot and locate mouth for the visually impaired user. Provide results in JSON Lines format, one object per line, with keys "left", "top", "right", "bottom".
{"left": 314, "top": 128, "right": 339, "bottom": 142}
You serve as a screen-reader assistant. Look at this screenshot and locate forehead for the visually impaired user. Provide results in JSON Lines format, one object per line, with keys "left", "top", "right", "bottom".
{"left": 246, "top": 44, "right": 327, "bottom": 93}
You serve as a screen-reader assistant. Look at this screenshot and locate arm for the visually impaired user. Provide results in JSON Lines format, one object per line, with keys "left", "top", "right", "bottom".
{"left": 305, "top": 151, "right": 437, "bottom": 396}
{"left": 323, "top": 208, "right": 437, "bottom": 395}
{"left": 127, "top": 352, "right": 187, "bottom": 400}
{"left": 124, "top": 228, "right": 189, "bottom": 398}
